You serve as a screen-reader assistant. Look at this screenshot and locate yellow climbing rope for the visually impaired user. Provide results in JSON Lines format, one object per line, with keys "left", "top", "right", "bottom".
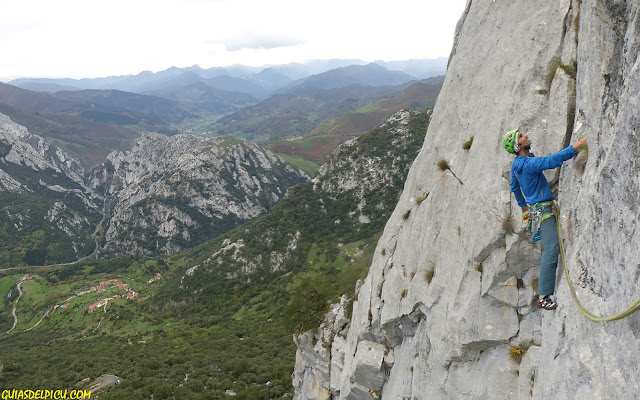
{"left": 553, "top": 202, "right": 640, "bottom": 322}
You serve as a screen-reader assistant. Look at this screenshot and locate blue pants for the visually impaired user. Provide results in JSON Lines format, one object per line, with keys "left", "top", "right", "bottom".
{"left": 538, "top": 209, "right": 560, "bottom": 296}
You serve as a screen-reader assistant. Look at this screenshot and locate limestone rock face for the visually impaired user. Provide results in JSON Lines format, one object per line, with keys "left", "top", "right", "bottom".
{"left": 1, "top": 113, "right": 307, "bottom": 263}
{"left": 0, "top": 113, "right": 102, "bottom": 264}
{"left": 0, "top": 113, "right": 91, "bottom": 192}
{"left": 294, "top": 0, "right": 640, "bottom": 399}
{"left": 98, "top": 132, "right": 307, "bottom": 256}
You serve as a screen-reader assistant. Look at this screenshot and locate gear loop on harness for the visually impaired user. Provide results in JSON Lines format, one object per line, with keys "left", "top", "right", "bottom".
{"left": 553, "top": 201, "right": 640, "bottom": 322}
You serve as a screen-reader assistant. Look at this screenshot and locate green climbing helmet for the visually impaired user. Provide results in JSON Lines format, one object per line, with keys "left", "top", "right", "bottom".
{"left": 503, "top": 129, "right": 519, "bottom": 154}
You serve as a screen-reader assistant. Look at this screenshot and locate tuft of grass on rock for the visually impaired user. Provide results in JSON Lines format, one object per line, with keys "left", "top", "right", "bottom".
{"left": 462, "top": 136, "right": 474, "bottom": 150}
{"left": 475, "top": 263, "right": 483, "bottom": 274}
{"left": 437, "top": 159, "right": 450, "bottom": 171}
{"left": 502, "top": 216, "right": 515, "bottom": 234}
{"left": 531, "top": 278, "right": 538, "bottom": 294}
{"left": 574, "top": 145, "right": 588, "bottom": 175}
{"left": 437, "top": 159, "right": 463, "bottom": 185}
{"left": 559, "top": 60, "right": 578, "bottom": 79}
{"left": 424, "top": 267, "right": 435, "bottom": 284}
{"left": 509, "top": 341, "right": 533, "bottom": 363}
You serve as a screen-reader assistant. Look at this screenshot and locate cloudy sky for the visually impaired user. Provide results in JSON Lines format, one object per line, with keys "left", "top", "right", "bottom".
{"left": 1, "top": 0, "right": 467, "bottom": 81}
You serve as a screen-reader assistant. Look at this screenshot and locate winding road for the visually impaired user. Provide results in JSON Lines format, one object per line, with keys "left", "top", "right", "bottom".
{"left": 6, "top": 281, "right": 23, "bottom": 333}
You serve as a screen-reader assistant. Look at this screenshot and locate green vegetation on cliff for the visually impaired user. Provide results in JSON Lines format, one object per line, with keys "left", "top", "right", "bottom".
{"left": 0, "top": 164, "right": 101, "bottom": 266}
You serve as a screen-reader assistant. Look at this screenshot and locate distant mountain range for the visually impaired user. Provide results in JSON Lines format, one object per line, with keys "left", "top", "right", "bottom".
{"left": 276, "top": 63, "right": 417, "bottom": 92}
{"left": 1, "top": 59, "right": 446, "bottom": 168}
{"left": 0, "top": 82, "right": 196, "bottom": 125}
{"left": 0, "top": 83, "right": 190, "bottom": 167}
{"left": 9, "top": 58, "right": 447, "bottom": 99}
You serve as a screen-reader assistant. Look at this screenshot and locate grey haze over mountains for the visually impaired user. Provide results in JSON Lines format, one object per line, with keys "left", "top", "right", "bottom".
{"left": 275, "top": 63, "right": 416, "bottom": 92}
{"left": 9, "top": 58, "right": 447, "bottom": 100}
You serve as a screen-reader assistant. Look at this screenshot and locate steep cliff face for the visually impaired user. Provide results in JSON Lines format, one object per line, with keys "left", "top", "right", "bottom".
{"left": 96, "top": 132, "right": 308, "bottom": 256}
{"left": 0, "top": 112, "right": 102, "bottom": 264}
{"left": 294, "top": 0, "right": 640, "bottom": 399}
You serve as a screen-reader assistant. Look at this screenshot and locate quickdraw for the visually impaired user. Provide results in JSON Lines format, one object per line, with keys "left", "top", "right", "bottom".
{"left": 526, "top": 201, "right": 553, "bottom": 243}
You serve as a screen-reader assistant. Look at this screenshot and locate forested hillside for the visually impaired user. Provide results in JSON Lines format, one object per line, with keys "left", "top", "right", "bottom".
{"left": 0, "top": 110, "right": 431, "bottom": 399}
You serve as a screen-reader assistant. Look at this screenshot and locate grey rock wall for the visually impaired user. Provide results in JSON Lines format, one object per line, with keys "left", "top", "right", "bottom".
{"left": 538, "top": 0, "right": 640, "bottom": 399}
{"left": 0, "top": 113, "right": 92, "bottom": 192}
{"left": 100, "top": 132, "right": 307, "bottom": 256}
{"left": 294, "top": 0, "right": 640, "bottom": 399}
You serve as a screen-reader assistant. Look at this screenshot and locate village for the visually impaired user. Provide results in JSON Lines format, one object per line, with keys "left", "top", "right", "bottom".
{"left": 14, "top": 273, "right": 162, "bottom": 313}
{"left": 81, "top": 274, "right": 161, "bottom": 312}
{"left": 3, "top": 269, "right": 164, "bottom": 336}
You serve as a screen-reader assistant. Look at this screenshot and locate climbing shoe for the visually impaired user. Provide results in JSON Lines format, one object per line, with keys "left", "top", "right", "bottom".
{"left": 536, "top": 296, "right": 557, "bottom": 310}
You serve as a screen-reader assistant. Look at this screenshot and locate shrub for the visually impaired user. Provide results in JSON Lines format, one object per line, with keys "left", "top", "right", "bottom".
{"left": 283, "top": 275, "right": 331, "bottom": 333}
{"left": 545, "top": 59, "right": 577, "bottom": 90}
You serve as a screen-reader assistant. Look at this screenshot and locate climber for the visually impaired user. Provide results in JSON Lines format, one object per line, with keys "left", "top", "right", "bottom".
{"left": 503, "top": 129, "right": 587, "bottom": 310}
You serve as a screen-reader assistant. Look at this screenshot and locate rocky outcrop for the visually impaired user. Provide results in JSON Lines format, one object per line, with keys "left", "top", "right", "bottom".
{"left": 97, "top": 132, "right": 307, "bottom": 256}
{"left": 294, "top": 0, "right": 640, "bottom": 399}
{"left": 1, "top": 113, "right": 307, "bottom": 263}
{"left": 0, "top": 113, "right": 102, "bottom": 264}
{"left": 0, "top": 113, "right": 93, "bottom": 193}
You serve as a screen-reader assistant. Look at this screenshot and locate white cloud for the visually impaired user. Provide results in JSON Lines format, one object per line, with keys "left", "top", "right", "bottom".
{"left": 207, "top": 34, "right": 304, "bottom": 52}
{"left": 0, "top": 0, "right": 467, "bottom": 80}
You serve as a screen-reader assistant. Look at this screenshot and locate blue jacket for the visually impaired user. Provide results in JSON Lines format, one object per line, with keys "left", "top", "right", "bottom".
{"left": 510, "top": 145, "right": 578, "bottom": 207}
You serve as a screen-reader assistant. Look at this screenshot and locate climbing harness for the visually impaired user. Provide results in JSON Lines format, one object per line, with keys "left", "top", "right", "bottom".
{"left": 553, "top": 202, "right": 640, "bottom": 322}
{"left": 526, "top": 201, "right": 553, "bottom": 244}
